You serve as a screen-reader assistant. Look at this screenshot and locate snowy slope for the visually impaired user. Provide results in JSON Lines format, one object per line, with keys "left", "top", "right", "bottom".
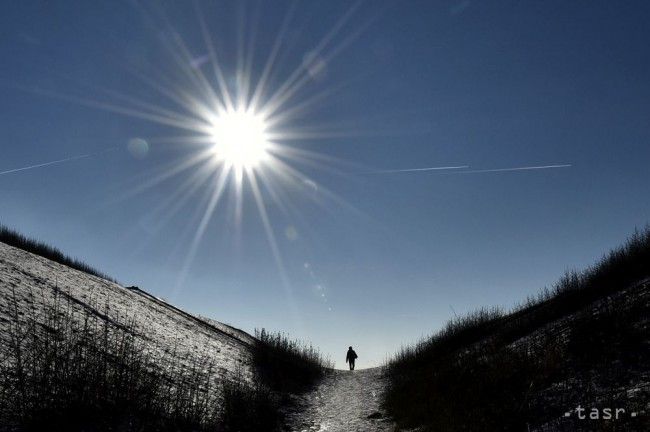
{"left": 0, "top": 241, "right": 255, "bottom": 384}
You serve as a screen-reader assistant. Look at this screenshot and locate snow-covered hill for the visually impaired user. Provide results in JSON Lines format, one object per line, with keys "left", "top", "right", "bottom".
{"left": 0, "top": 241, "right": 255, "bottom": 385}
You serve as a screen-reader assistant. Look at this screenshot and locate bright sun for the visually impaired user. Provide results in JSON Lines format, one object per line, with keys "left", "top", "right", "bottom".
{"left": 210, "top": 109, "right": 270, "bottom": 170}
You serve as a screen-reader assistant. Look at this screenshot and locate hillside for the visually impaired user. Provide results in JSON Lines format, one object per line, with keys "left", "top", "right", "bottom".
{"left": 517, "top": 279, "right": 649, "bottom": 431}
{"left": 385, "top": 230, "right": 650, "bottom": 431}
{"left": 0, "top": 241, "right": 255, "bottom": 384}
{"left": 0, "top": 239, "right": 270, "bottom": 431}
{"left": 1, "top": 228, "right": 648, "bottom": 431}
{"left": 0, "top": 234, "right": 334, "bottom": 432}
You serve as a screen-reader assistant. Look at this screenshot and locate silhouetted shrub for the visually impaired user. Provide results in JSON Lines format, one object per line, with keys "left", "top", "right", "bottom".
{"left": 220, "top": 378, "right": 281, "bottom": 432}
{"left": 0, "top": 224, "right": 116, "bottom": 282}
{"left": 254, "top": 329, "right": 333, "bottom": 394}
{"left": 388, "top": 344, "right": 548, "bottom": 431}
{"left": 389, "top": 307, "right": 504, "bottom": 373}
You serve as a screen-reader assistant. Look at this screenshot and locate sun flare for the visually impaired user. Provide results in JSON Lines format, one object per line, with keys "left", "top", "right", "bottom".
{"left": 83, "top": 1, "right": 370, "bottom": 298}
{"left": 209, "top": 109, "right": 270, "bottom": 170}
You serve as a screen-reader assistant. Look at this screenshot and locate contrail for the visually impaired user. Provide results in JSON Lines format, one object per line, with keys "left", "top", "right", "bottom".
{"left": 0, "top": 148, "right": 116, "bottom": 176}
{"left": 453, "top": 164, "right": 572, "bottom": 174}
{"left": 367, "top": 163, "right": 571, "bottom": 175}
{"left": 368, "top": 165, "right": 470, "bottom": 174}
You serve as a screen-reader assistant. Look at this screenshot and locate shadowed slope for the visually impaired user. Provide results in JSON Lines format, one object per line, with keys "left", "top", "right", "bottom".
{"left": 385, "top": 228, "right": 650, "bottom": 431}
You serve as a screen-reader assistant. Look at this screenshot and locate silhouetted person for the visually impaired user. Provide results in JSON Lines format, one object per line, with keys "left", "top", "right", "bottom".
{"left": 346, "top": 346, "right": 358, "bottom": 370}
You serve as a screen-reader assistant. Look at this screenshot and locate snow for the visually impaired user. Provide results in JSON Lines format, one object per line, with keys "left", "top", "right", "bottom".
{"left": 0, "top": 241, "right": 400, "bottom": 431}
{"left": 0, "top": 241, "right": 255, "bottom": 385}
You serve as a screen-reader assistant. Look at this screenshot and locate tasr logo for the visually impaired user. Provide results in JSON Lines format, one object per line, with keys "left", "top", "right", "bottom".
{"left": 564, "top": 405, "right": 641, "bottom": 420}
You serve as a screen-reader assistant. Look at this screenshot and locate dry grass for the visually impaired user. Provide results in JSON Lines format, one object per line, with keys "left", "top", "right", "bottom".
{"left": 385, "top": 227, "right": 650, "bottom": 431}
{"left": 254, "top": 328, "right": 333, "bottom": 394}
{"left": 0, "top": 224, "right": 116, "bottom": 282}
{"left": 0, "top": 285, "right": 282, "bottom": 431}
{"left": 0, "top": 225, "right": 337, "bottom": 430}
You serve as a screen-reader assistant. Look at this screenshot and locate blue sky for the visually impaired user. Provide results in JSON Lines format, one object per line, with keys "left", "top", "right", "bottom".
{"left": 1, "top": 1, "right": 649, "bottom": 368}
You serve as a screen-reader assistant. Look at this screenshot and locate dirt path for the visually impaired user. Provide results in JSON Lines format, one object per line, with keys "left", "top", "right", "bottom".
{"left": 284, "top": 368, "right": 396, "bottom": 432}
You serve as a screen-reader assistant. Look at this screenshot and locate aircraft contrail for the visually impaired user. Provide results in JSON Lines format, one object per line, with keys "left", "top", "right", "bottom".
{"left": 0, "top": 148, "right": 116, "bottom": 176}
{"left": 368, "top": 165, "right": 470, "bottom": 174}
{"left": 452, "top": 164, "right": 572, "bottom": 174}
{"left": 368, "top": 164, "right": 571, "bottom": 175}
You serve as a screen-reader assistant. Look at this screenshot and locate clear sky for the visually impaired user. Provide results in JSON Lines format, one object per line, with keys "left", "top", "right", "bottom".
{"left": 1, "top": 1, "right": 649, "bottom": 368}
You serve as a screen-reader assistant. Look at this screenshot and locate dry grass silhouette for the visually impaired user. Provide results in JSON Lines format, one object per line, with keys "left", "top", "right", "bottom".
{"left": 385, "top": 228, "right": 650, "bottom": 431}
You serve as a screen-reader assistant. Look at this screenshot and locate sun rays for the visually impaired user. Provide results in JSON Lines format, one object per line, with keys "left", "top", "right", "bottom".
{"left": 2, "top": 1, "right": 577, "bottom": 315}
{"left": 76, "top": 1, "right": 378, "bottom": 311}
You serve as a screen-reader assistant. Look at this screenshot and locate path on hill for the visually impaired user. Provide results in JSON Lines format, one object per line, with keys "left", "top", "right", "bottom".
{"left": 283, "top": 367, "right": 396, "bottom": 432}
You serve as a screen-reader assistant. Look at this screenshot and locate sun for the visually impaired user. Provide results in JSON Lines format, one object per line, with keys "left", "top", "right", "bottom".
{"left": 209, "top": 109, "right": 270, "bottom": 170}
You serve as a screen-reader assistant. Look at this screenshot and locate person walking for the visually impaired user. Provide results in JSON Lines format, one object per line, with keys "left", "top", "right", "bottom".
{"left": 345, "top": 346, "right": 358, "bottom": 370}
